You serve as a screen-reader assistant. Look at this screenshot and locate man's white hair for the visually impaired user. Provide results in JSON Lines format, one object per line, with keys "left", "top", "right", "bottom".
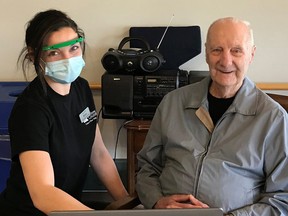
{"left": 207, "top": 17, "right": 254, "bottom": 46}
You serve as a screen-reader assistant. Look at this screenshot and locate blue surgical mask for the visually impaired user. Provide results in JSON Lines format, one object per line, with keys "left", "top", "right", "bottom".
{"left": 44, "top": 55, "right": 85, "bottom": 84}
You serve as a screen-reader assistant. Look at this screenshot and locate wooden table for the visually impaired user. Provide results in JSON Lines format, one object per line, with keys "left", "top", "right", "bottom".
{"left": 124, "top": 120, "right": 151, "bottom": 195}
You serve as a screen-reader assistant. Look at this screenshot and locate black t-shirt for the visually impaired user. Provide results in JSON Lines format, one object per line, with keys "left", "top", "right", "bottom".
{"left": 208, "top": 92, "right": 235, "bottom": 125}
{"left": 0, "top": 77, "right": 97, "bottom": 216}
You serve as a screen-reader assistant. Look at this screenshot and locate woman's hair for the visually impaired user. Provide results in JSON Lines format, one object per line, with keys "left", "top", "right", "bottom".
{"left": 18, "top": 9, "right": 85, "bottom": 88}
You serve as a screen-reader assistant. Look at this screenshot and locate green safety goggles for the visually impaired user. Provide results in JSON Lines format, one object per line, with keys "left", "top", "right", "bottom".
{"left": 42, "top": 37, "right": 84, "bottom": 51}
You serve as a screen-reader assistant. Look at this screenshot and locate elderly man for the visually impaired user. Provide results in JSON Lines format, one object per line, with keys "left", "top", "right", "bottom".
{"left": 136, "top": 17, "right": 288, "bottom": 216}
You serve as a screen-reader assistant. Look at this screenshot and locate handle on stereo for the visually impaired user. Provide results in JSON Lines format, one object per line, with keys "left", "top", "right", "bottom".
{"left": 118, "top": 37, "right": 151, "bottom": 51}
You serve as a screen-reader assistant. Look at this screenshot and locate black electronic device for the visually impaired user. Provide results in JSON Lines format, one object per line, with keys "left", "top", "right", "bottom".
{"left": 101, "top": 37, "right": 165, "bottom": 73}
{"left": 133, "top": 70, "right": 189, "bottom": 119}
{"left": 101, "top": 73, "right": 134, "bottom": 119}
{"left": 101, "top": 23, "right": 206, "bottom": 119}
{"left": 129, "top": 26, "right": 201, "bottom": 70}
{"left": 101, "top": 70, "right": 209, "bottom": 119}
{"left": 189, "top": 70, "right": 210, "bottom": 84}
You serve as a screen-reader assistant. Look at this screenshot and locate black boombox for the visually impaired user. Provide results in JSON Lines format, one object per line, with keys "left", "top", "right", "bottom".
{"left": 101, "top": 37, "right": 165, "bottom": 73}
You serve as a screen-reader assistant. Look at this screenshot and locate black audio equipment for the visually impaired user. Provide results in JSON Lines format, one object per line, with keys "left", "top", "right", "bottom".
{"left": 133, "top": 70, "right": 189, "bottom": 119}
{"left": 101, "top": 70, "right": 209, "bottom": 119}
{"left": 188, "top": 70, "right": 210, "bottom": 84}
{"left": 101, "top": 73, "right": 134, "bottom": 119}
{"left": 101, "top": 37, "right": 165, "bottom": 73}
{"left": 101, "top": 24, "right": 205, "bottom": 119}
{"left": 129, "top": 26, "right": 201, "bottom": 70}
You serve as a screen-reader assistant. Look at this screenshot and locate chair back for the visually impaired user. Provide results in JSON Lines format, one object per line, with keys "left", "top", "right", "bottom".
{"left": 267, "top": 93, "right": 288, "bottom": 112}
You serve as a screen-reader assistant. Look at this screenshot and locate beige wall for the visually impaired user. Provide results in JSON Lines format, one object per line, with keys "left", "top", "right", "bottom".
{"left": 1, "top": 0, "right": 288, "bottom": 157}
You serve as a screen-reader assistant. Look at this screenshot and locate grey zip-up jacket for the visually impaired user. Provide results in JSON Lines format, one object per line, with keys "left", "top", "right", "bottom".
{"left": 136, "top": 76, "right": 288, "bottom": 215}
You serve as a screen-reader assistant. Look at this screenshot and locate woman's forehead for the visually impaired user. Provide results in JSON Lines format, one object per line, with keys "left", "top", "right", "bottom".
{"left": 44, "top": 27, "right": 78, "bottom": 46}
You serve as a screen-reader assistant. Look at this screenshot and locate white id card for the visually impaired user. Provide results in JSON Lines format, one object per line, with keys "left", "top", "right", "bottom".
{"left": 79, "top": 107, "right": 91, "bottom": 123}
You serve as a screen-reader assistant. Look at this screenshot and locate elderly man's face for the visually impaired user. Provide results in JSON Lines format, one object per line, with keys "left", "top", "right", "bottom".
{"left": 205, "top": 20, "right": 256, "bottom": 94}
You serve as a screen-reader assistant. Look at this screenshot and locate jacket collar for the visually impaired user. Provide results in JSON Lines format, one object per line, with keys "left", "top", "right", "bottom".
{"left": 184, "top": 76, "right": 258, "bottom": 116}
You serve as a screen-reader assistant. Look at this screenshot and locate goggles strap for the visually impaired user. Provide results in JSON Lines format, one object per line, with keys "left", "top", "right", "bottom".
{"left": 42, "top": 37, "right": 84, "bottom": 51}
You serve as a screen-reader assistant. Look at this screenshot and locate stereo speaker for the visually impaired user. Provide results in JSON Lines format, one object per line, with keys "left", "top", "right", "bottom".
{"left": 101, "top": 37, "right": 165, "bottom": 73}
{"left": 101, "top": 72, "right": 133, "bottom": 119}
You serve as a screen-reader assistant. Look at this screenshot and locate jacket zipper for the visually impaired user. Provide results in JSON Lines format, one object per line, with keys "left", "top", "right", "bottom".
{"left": 194, "top": 138, "right": 211, "bottom": 197}
{"left": 193, "top": 113, "right": 227, "bottom": 197}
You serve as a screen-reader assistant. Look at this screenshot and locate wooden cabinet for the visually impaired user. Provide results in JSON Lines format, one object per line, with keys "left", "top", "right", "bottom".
{"left": 124, "top": 120, "right": 151, "bottom": 195}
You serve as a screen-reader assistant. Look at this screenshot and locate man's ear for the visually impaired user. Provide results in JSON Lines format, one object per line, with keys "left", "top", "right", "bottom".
{"left": 249, "top": 45, "right": 256, "bottom": 64}
{"left": 205, "top": 42, "right": 209, "bottom": 64}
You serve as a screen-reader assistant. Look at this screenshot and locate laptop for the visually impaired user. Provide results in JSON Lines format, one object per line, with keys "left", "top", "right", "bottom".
{"left": 48, "top": 208, "right": 223, "bottom": 216}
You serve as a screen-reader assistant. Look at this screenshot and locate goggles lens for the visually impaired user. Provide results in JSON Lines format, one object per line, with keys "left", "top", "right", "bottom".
{"left": 42, "top": 37, "right": 84, "bottom": 51}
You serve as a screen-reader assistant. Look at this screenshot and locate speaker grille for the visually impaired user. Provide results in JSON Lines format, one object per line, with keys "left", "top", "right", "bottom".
{"left": 101, "top": 73, "right": 133, "bottom": 119}
{"left": 102, "top": 54, "right": 121, "bottom": 72}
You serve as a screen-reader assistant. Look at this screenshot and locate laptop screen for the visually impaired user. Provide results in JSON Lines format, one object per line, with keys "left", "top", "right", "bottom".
{"left": 49, "top": 208, "right": 223, "bottom": 216}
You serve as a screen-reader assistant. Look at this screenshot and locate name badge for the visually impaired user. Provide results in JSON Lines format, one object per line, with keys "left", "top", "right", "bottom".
{"left": 79, "top": 107, "right": 91, "bottom": 123}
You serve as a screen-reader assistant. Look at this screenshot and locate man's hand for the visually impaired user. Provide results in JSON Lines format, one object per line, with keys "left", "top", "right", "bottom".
{"left": 154, "top": 194, "right": 209, "bottom": 209}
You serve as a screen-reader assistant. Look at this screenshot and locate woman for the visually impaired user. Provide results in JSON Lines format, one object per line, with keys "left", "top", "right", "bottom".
{"left": 0, "top": 9, "right": 128, "bottom": 216}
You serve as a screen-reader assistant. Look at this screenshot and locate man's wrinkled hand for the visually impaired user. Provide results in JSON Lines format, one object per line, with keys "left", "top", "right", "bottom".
{"left": 154, "top": 194, "right": 209, "bottom": 209}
